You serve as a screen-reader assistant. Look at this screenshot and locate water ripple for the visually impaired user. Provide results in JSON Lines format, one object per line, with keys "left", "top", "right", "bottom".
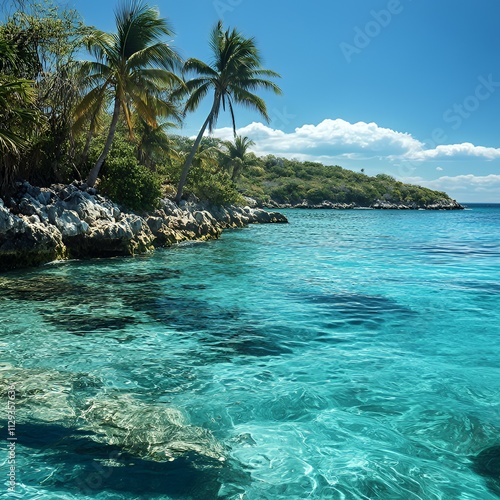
{"left": 1, "top": 207, "right": 500, "bottom": 498}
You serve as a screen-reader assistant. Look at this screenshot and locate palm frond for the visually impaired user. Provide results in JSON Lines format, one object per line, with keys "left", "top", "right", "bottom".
{"left": 72, "top": 84, "right": 111, "bottom": 132}
{"left": 184, "top": 82, "right": 211, "bottom": 114}
{"left": 230, "top": 86, "right": 270, "bottom": 122}
{"left": 234, "top": 77, "right": 282, "bottom": 95}
{"left": 127, "top": 41, "right": 182, "bottom": 72}
{"left": 83, "top": 30, "right": 115, "bottom": 63}
{"left": 0, "top": 76, "right": 43, "bottom": 154}
{"left": 253, "top": 68, "right": 282, "bottom": 78}
{"left": 75, "top": 61, "right": 114, "bottom": 90}
{"left": 130, "top": 67, "right": 183, "bottom": 89}
{"left": 0, "top": 129, "right": 28, "bottom": 154}
{"left": 183, "top": 58, "right": 217, "bottom": 77}
{"left": 115, "top": 0, "right": 175, "bottom": 61}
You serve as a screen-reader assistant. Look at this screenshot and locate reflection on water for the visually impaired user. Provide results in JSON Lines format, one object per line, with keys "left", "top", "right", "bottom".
{"left": 1, "top": 206, "right": 500, "bottom": 498}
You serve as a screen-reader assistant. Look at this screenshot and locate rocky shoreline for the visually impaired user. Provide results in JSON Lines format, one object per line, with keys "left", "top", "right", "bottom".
{"left": 0, "top": 182, "right": 288, "bottom": 272}
{"left": 0, "top": 183, "right": 465, "bottom": 272}
{"left": 262, "top": 199, "right": 464, "bottom": 210}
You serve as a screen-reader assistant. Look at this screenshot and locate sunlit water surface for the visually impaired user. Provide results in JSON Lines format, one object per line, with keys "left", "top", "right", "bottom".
{"left": 1, "top": 205, "right": 500, "bottom": 499}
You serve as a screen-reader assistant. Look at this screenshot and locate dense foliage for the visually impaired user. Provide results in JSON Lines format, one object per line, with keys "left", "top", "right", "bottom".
{"left": 165, "top": 135, "right": 243, "bottom": 206}
{"left": 174, "top": 21, "right": 281, "bottom": 202}
{"left": 0, "top": 0, "right": 88, "bottom": 192}
{"left": 237, "top": 157, "right": 452, "bottom": 207}
{"left": 0, "top": 0, "right": 455, "bottom": 211}
{"left": 86, "top": 131, "right": 162, "bottom": 212}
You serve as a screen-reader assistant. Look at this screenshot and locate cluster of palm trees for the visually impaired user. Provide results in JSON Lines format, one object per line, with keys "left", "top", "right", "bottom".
{"left": 0, "top": 0, "right": 281, "bottom": 201}
{"left": 0, "top": 30, "right": 43, "bottom": 190}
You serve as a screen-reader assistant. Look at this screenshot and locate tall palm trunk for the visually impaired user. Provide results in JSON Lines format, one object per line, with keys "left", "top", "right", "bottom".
{"left": 80, "top": 106, "right": 100, "bottom": 167}
{"left": 231, "top": 160, "right": 240, "bottom": 182}
{"left": 86, "top": 97, "right": 121, "bottom": 188}
{"left": 80, "top": 124, "right": 94, "bottom": 167}
{"left": 175, "top": 106, "right": 215, "bottom": 203}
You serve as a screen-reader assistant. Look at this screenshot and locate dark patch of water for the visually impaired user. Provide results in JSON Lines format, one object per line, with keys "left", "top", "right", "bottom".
{"left": 2, "top": 422, "right": 235, "bottom": 499}
{"left": 471, "top": 445, "right": 500, "bottom": 496}
{"left": 105, "top": 269, "right": 181, "bottom": 285}
{"left": 41, "top": 311, "right": 138, "bottom": 335}
{"left": 294, "top": 291, "right": 415, "bottom": 332}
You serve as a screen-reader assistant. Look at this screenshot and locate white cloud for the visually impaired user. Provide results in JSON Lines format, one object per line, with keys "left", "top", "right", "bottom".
{"left": 212, "top": 119, "right": 500, "bottom": 165}
{"left": 436, "top": 167, "right": 444, "bottom": 171}
{"left": 405, "top": 143, "right": 500, "bottom": 161}
{"left": 291, "top": 119, "right": 421, "bottom": 153}
{"left": 212, "top": 118, "right": 424, "bottom": 159}
{"left": 401, "top": 174, "right": 500, "bottom": 202}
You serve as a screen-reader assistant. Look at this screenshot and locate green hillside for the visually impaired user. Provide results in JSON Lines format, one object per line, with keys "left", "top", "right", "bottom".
{"left": 237, "top": 156, "right": 456, "bottom": 208}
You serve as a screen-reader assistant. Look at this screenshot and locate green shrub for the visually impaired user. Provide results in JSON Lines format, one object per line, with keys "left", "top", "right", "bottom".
{"left": 99, "top": 145, "right": 161, "bottom": 212}
{"left": 187, "top": 163, "right": 243, "bottom": 205}
{"left": 82, "top": 131, "right": 161, "bottom": 212}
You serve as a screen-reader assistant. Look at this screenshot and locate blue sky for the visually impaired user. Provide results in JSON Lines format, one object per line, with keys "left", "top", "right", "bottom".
{"left": 68, "top": 0, "right": 500, "bottom": 202}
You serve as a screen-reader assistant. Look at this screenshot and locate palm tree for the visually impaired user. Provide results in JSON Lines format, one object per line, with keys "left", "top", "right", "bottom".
{"left": 0, "top": 35, "right": 44, "bottom": 194}
{"left": 76, "top": 0, "right": 182, "bottom": 187}
{"left": 175, "top": 21, "right": 281, "bottom": 203}
{"left": 224, "top": 135, "right": 256, "bottom": 181}
{"left": 136, "top": 119, "right": 179, "bottom": 170}
{"left": 0, "top": 78, "right": 39, "bottom": 154}
{"left": 0, "top": 35, "right": 40, "bottom": 154}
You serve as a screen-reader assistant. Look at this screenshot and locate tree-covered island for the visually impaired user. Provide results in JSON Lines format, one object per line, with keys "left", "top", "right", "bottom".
{"left": 0, "top": 0, "right": 462, "bottom": 270}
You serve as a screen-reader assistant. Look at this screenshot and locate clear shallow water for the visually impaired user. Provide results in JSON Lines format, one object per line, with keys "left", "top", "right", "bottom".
{"left": 1, "top": 205, "right": 500, "bottom": 499}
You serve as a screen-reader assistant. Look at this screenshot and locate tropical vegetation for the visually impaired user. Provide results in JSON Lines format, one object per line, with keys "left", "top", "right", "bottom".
{"left": 75, "top": 0, "right": 182, "bottom": 187}
{"left": 237, "top": 157, "right": 452, "bottom": 207}
{"left": 174, "top": 21, "right": 282, "bottom": 202}
{"left": 0, "top": 0, "right": 456, "bottom": 211}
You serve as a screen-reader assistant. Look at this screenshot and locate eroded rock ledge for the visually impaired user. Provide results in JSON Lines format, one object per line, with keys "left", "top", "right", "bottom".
{"left": 0, "top": 182, "right": 288, "bottom": 272}
{"left": 262, "top": 198, "right": 464, "bottom": 210}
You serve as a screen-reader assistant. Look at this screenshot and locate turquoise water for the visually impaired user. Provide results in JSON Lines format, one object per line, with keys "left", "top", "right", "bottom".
{"left": 1, "top": 205, "right": 500, "bottom": 499}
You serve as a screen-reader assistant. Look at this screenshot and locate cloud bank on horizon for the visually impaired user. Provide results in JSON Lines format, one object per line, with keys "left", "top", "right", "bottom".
{"left": 212, "top": 118, "right": 500, "bottom": 203}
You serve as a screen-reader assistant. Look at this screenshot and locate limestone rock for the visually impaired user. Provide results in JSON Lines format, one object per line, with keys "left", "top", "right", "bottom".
{"left": 0, "top": 200, "right": 16, "bottom": 233}
{"left": 0, "top": 216, "right": 66, "bottom": 272}
{"left": 54, "top": 209, "right": 89, "bottom": 237}
{"left": 262, "top": 197, "right": 464, "bottom": 210}
{"left": 0, "top": 365, "right": 226, "bottom": 463}
{"left": 243, "top": 196, "right": 258, "bottom": 207}
{"left": 0, "top": 182, "right": 288, "bottom": 270}
{"left": 250, "top": 208, "right": 288, "bottom": 224}
{"left": 66, "top": 215, "right": 154, "bottom": 258}
{"left": 371, "top": 199, "right": 464, "bottom": 210}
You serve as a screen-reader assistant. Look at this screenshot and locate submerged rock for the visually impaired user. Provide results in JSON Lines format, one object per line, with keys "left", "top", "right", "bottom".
{"left": 0, "top": 182, "right": 288, "bottom": 271}
{"left": 0, "top": 364, "right": 226, "bottom": 463}
{"left": 80, "top": 394, "right": 226, "bottom": 462}
{"left": 472, "top": 445, "right": 500, "bottom": 478}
